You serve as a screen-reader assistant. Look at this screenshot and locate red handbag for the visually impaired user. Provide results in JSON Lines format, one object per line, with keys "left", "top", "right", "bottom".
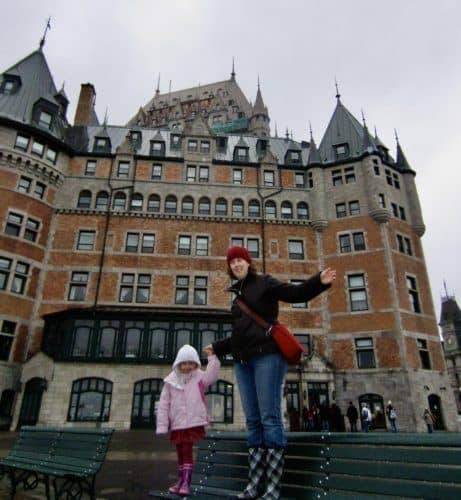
{"left": 235, "top": 298, "right": 307, "bottom": 365}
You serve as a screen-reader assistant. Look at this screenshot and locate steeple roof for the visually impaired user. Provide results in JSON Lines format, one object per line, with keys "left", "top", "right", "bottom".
{"left": 308, "top": 131, "right": 321, "bottom": 166}
{"left": 252, "top": 81, "right": 268, "bottom": 116}
{"left": 395, "top": 139, "right": 413, "bottom": 172}
{"left": 362, "top": 122, "right": 378, "bottom": 154}
{"left": 0, "top": 48, "right": 68, "bottom": 140}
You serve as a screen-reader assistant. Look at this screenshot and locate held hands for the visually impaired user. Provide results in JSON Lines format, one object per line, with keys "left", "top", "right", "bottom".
{"left": 203, "top": 344, "right": 214, "bottom": 356}
{"left": 320, "top": 267, "right": 336, "bottom": 285}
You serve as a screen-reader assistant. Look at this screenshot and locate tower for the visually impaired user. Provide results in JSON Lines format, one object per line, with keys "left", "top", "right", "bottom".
{"left": 248, "top": 79, "right": 270, "bottom": 138}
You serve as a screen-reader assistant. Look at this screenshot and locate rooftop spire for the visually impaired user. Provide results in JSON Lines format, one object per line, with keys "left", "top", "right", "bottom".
{"left": 156, "top": 74, "right": 160, "bottom": 96}
{"left": 274, "top": 122, "right": 278, "bottom": 138}
{"left": 308, "top": 122, "right": 321, "bottom": 166}
{"left": 231, "top": 57, "right": 236, "bottom": 80}
{"left": 335, "top": 77, "right": 341, "bottom": 101}
{"left": 39, "top": 17, "right": 51, "bottom": 50}
{"left": 395, "top": 129, "right": 412, "bottom": 171}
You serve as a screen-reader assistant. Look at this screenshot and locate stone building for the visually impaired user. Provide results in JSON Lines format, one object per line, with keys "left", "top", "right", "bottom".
{"left": 0, "top": 41, "right": 458, "bottom": 433}
{"left": 440, "top": 293, "right": 461, "bottom": 415}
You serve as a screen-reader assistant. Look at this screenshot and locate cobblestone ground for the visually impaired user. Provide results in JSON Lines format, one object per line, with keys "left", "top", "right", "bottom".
{"left": 0, "top": 430, "right": 178, "bottom": 499}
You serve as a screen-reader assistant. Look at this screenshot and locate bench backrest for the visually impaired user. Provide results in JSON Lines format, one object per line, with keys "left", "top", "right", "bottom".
{"left": 7, "top": 426, "right": 114, "bottom": 476}
{"left": 192, "top": 432, "right": 461, "bottom": 499}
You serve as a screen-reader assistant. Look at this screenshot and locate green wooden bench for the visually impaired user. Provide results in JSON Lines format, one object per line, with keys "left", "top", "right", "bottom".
{"left": 0, "top": 426, "right": 114, "bottom": 500}
{"left": 149, "top": 431, "right": 461, "bottom": 499}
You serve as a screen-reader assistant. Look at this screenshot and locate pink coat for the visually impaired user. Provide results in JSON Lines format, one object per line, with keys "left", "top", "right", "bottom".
{"left": 156, "top": 355, "right": 220, "bottom": 434}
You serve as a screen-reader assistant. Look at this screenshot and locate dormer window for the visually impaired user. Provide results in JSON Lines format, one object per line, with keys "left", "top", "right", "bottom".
{"left": 234, "top": 146, "right": 249, "bottom": 163}
{"left": 377, "top": 145, "right": 388, "bottom": 162}
{"left": 256, "top": 139, "right": 268, "bottom": 157}
{"left": 334, "top": 143, "right": 350, "bottom": 159}
{"left": 93, "top": 137, "right": 111, "bottom": 154}
{"left": 38, "top": 111, "right": 53, "bottom": 130}
{"left": 150, "top": 140, "right": 165, "bottom": 157}
{"left": 216, "top": 136, "right": 227, "bottom": 152}
{"left": 129, "top": 131, "right": 142, "bottom": 149}
{"left": 0, "top": 75, "right": 21, "bottom": 95}
{"left": 171, "top": 134, "right": 181, "bottom": 150}
{"left": 285, "top": 149, "right": 301, "bottom": 165}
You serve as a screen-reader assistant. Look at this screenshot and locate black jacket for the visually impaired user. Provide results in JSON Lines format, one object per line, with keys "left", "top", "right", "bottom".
{"left": 212, "top": 272, "right": 330, "bottom": 363}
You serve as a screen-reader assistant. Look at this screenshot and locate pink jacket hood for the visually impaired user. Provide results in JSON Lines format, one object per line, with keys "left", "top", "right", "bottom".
{"left": 156, "top": 354, "right": 220, "bottom": 434}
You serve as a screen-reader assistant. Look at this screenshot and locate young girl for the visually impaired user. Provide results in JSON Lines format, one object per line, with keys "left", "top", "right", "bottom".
{"left": 155, "top": 344, "right": 220, "bottom": 496}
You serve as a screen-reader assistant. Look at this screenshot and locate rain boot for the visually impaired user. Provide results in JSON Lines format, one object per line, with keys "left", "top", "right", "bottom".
{"left": 236, "top": 447, "right": 266, "bottom": 499}
{"left": 168, "top": 465, "right": 184, "bottom": 494}
{"left": 259, "top": 448, "right": 284, "bottom": 500}
{"left": 178, "top": 463, "right": 193, "bottom": 496}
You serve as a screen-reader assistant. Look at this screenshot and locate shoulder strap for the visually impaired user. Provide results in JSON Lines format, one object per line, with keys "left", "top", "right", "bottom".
{"left": 235, "top": 298, "right": 270, "bottom": 330}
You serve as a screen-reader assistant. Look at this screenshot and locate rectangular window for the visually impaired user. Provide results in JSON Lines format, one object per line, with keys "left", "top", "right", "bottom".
{"left": 77, "top": 230, "right": 95, "bottom": 251}
{"left": 31, "top": 141, "right": 44, "bottom": 157}
{"left": 353, "top": 232, "right": 366, "bottom": 251}
{"left": 406, "top": 275, "right": 421, "bottom": 313}
{"left": 136, "top": 274, "right": 151, "bottom": 303}
{"left": 404, "top": 237, "right": 413, "bottom": 256}
{"left": 339, "top": 234, "right": 352, "bottom": 253}
{"left": 5, "top": 212, "right": 23, "bottom": 237}
{"left": 199, "top": 166, "right": 209, "bottom": 182}
{"left": 85, "top": 160, "right": 96, "bottom": 176}
{"left": 247, "top": 238, "right": 259, "bottom": 258}
{"left": 171, "top": 135, "right": 181, "bottom": 149}
{"left": 385, "top": 169, "right": 393, "bottom": 186}
{"left": 391, "top": 203, "right": 398, "bottom": 217}
{"left": 38, "top": 111, "right": 52, "bottom": 129}
{"left": 349, "top": 200, "right": 360, "bottom": 216}
{"left": 308, "top": 171, "right": 313, "bottom": 188}
{"left": 196, "top": 236, "right": 209, "bottom": 256}
{"left": 233, "top": 169, "right": 243, "bottom": 185}
{"left": 125, "top": 233, "right": 140, "bottom": 252}
{"left": 11, "top": 261, "right": 30, "bottom": 295}
{"left": 393, "top": 173, "right": 400, "bottom": 189}
{"left": 188, "top": 140, "right": 198, "bottom": 152}
{"left": 18, "top": 176, "right": 32, "bottom": 193}
{"left": 152, "top": 164, "right": 162, "bottom": 180}
{"left": 231, "top": 237, "right": 244, "bottom": 248}
{"left": 14, "top": 134, "right": 29, "bottom": 151}
{"left": 334, "top": 143, "right": 349, "bottom": 158}
{"left": 332, "top": 169, "right": 343, "bottom": 186}
{"left": 295, "top": 172, "right": 305, "bottom": 188}
{"left": 399, "top": 206, "right": 406, "bottom": 221}
{"left": 94, "top": 137, "right": 109, "bottom": 152}
{"left": 336, "top": 203, "right": 346, "bottom": 218}
{"left": 264, "top": 171, "right": 275, "bottom": 187}
{"left": 288, "top": 240, "right": 304, "bottom": 260}
{"left": 0, "top": 258, "right": 12, "bottom": 290}
{"left": 417, "top": 338, "right": 431, "bottom": 369}
{"left": 397, "top": 234, "right": 405, "bottom": 253}
{"left": 236, "top": 147, "right": 248, "bottom": 161}
{"left": 34, "top": 182, "right": 46, "bottom": 199}
{"left": 117, "top": 161, "right": 130, "bottom": 178}
{"left": 141, "top": 233, "right": 155, "bottom": 253}
{"left": 355, "top": 338, "right": 376, "bottom": 368}
{"left": 0, "top": 320, "right": 16, "bottom": 361}
{"left": 378, "top": 193, "right": 386, "bottom": 208}
{"left": 194, "top": 276, "right": 208, "bottom": 305}
{"left": 151, "top": 141, "right": 164, "bottom": 155}
{"left": 290, "top": 280, "right": 307, "bottom": 308}
{"left": 68, "top": 272, "right": 88, "bottom": 301}
{"left": 175, "top": 276, "right": 189, "bottom": 304}
{"left": 200, "top": 141, "right": 210, "bottom": 153}
{"left": 119, "top": 273, "right": 135, "bottom": 302}
{"left": 348, "top": 274, "right": 368, "bottom": 311}
{"left": 373, "top": 159, "right": 380, "bottom": 175}
{"left": 46, "top": 148, "right": 57, "bottom": 164}
{"left": 178, "top": 235, "right": 192, "bottom": 255}
{"left": 345, "top": 167, "right": 356, "bottom": 183}
{"left": 187, "top": 165, "right": 197, "bottom": 182}
{"left": 24, "top": 218, "right": 39, "bottom": 242}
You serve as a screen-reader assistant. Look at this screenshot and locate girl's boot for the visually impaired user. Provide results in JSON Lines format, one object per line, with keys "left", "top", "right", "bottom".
{"left": 260, "top": 448, "right": 284, "bottom": 500}
{"left": 168, "top": 465, "right": 184, "bottom": 494}
{"left": 237, "top": 447, "right": 266, "bottom": 499}
{"left": 178, "top": 463, "right": 193, "bottom": 496}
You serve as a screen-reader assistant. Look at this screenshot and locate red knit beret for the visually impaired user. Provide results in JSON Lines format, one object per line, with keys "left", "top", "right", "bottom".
{"left": 226, "top": 246, "right": 252, "bottom": 265}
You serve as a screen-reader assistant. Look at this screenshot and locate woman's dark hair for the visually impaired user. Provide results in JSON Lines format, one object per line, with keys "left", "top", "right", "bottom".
{"left": 227, "top": 263, "right": 258, "bottom": 279}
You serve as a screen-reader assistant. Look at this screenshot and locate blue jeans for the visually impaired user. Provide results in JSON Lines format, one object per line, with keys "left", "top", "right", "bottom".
{"left": 234, "top": 353, "right": 287, "bottom": 449}
{"left": 362, "top": 420, "right": 370, "bottom": 432}
{"left": 390, "top": 418, "right": 397, "bottom": 433}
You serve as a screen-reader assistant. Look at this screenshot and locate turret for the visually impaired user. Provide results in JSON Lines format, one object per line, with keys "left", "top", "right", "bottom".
{"left": 249, "top": 78, "right": 270, "bottom": 138}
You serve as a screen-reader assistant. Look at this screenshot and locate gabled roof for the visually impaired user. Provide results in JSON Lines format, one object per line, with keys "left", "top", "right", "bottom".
{"left": 0, "top": 48, "right": 68, "bottom": 140}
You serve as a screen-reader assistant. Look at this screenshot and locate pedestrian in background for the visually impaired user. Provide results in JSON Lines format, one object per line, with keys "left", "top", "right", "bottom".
{"left": 386, "top": 401, "right": 398, "bottom": 433}
{"left": 423, "top": 408, "right": 435, "bottom": 433}
{"left": 346, "top": 401, "right": 359, "bottom": 432}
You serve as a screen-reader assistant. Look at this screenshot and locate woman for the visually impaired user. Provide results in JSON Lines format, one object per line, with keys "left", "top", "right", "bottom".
{"left": 208, "top": 246, "right": 335, "bottom": 499}
{"left": 423, "top": 408, "right": 435, "bottom": 433}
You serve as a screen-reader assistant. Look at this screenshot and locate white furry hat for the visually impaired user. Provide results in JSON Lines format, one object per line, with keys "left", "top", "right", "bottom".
{"left": 173, "top": 344, "right": 201, "bottom": 370}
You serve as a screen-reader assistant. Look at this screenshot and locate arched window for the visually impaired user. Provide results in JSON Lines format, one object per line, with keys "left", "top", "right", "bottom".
{"left": 358, "top": 393, "right": 386, "bottom": 429}
{"left": 130, "top": 193, "right": 143, "bottom": 211}
{"left": 215, "top": 198, "right": 228, "bottom": 216}
{"left": 148, "top": 321, "right": 169, "bottom": 359}
{"left": 281, "top": 201, "right": 293, "bottom": 219}
{"left": 124, "top": 321, "right": 143, "bottom": 358}
{"left": 205, "top": 380, "right": 234, "bottom": 423}
{"left": 77, "top": 190, "right": 92, "bottom": 209}
{"left": 147, "top": 194, "right": 160, "bottom": 213}
{"left": 199, "top": 197, "right": 211, "bottom": 215}
{"left": 232, "top": 199, "right": 244, "bottom": 217}
{"left": 248, "top": 199, "right": 261, "bottom": 218}
{"left": 174, "top": 321, "right": 194, "bottom": 352}
{"left": 112, "top": 192, "right": 126, "bottom": 210}
{"left": 68, "top": 377, "right": 112, "bottom": 422}
{"left": 131, "top": 378, "right": 163, "bottom": 429}
{"left": 165, "top": 195, "right": 177, "bottom": 214}
{"left": 71, "top": 320, "right": 93, "bottom": 357}
{"left": 95, "top": 191, "right": 109, "bottom": 210}
{"left": 97, "top": 320, "right": 119, "bottom": 358}
{"left": 265, "top": 200, "right": 277, "bottom": 219}
{"left": 182, "top": 196, "right": 194, "bottom": 214}
{"left": 297, "top": 202, "right": 309, "bottom": 220}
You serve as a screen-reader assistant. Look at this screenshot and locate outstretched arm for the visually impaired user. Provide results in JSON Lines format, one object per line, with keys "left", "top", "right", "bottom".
{"left": 201, "top": 354, "right": 221, "bottom": 388}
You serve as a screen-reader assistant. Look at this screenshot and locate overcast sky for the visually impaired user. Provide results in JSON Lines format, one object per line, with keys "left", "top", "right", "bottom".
{"left": 1, "top": 0, "right": 460, "bottom": 319}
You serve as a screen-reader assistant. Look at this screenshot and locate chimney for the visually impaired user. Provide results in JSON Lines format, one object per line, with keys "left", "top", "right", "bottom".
{"left": 74, "top": 83, "right": 96, "bottom": 126}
